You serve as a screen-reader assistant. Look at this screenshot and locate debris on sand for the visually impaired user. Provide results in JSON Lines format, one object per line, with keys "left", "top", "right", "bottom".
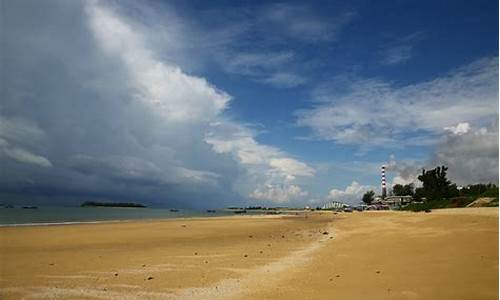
{"left": 322, "top": 231, "right": 329, "bottom": 235}
{"left": 114, "top": 273, "right": 118, "bottom": 276}
{"left": 147, "top": 276, "right": 154, "bottom": 280}
{"left": 244, "top": 254, "right": 248, "bottom": 257}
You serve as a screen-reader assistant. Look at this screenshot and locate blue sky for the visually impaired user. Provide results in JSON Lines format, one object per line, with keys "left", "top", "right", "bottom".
{"left": 0, "top": 0, "right": 498, "bottom": 207}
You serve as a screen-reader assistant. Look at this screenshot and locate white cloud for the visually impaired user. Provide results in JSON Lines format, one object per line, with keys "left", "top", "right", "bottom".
{"left": 86, "top": 1, "right": 230, "bottom": 123}
{"left": 260, "top": 72, "right": 307, "bottom": 88}
{"left": 250, "top": 184, "right": 308, "bottom": 204}
{"left": 269, "top": 158, "right": 315, "bottom": 180}
{"left": 2, "top": 147, "right": 52, "bottom": 168}
{"left": 381, "top": 32, "right": 425, "bottom": 65}
{"left": 0, "top": 117, "right": 52, "bottom": 168}
{"left": 205, "top": 121, "right": 314, "bottom": 203}
{"left": 385, "top": 120, "right": 499, "bottom": 187}
{"left": 297, "top": 56, "right": 498, "bottom": 146}
{"left": 444, "top": 122, "right": 471, "bottom": 135}
{"left": 433, "top": 123, "right": 498, "bottom": 185}
{"left": 258, "top": 3, "right": 355, "bottom": 42}
{"left": 327, "top": 181, "right": 376, "bottom": 205}
{"left": 385, "top": 155, "right": 421, "bottom": 187}
{"left": 218, "top": 51, "right": 306, "bottom": 88}
{"left": 222, "top": 51, "right": 295, "bottom": 76}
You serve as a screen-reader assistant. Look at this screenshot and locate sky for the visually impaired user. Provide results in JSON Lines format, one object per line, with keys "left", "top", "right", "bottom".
{"left": 1, "top": 0, "right": 498, "bottom": 208}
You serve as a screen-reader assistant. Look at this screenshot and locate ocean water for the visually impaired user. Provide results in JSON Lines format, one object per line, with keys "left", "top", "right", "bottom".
{"left": 0, "top": 206, "right": 235, "bottom": 226}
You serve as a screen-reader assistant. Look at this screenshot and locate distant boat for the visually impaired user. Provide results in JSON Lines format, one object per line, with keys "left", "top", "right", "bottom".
{"left": 22, "top": 206, "right": 38, "bottom": 209}
{"left": 206, "top": 209, "right": 216, "bottom": 213}
{"left": 169, "top": 209, "right": 179, "bottom": 212}
{"left": 233, "top": 210, "right": 247, "bottom": 214}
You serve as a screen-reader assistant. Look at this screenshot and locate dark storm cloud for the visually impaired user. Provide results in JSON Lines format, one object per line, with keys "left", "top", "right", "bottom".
{"left": 0, "top": 0, "right": 315, "bottom": 207}
{"left": 0, "top": 0, "right": 239, "bottom": 207}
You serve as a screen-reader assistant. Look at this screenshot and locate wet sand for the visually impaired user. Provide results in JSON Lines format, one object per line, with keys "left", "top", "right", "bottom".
{"left": 0, "top": 208, "right": 498, "bottom": 299}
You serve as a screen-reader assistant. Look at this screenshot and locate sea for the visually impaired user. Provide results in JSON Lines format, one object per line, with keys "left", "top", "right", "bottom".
{"left": 0, "top": 206, "right": 238, "bottom": 226}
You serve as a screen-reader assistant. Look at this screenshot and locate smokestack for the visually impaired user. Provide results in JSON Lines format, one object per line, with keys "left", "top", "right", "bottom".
{"left": 381, "top": 165, "right": 387, "bottom": 199}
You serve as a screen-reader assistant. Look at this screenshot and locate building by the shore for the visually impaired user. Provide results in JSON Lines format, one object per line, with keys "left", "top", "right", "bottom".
{"left": 321, "top": 201, "right": 347, "bottom": 210}
{"left": 373, "top": 195, "right": 413, "bottom": 209}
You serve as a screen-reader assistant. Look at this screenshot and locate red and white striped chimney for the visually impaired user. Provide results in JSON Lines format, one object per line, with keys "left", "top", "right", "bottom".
{"left": 381, "top": 165, "right": 387, "bottom": 198}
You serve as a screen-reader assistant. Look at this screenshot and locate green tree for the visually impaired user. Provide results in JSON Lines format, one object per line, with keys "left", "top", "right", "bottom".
{"left": 392, "top": 183, "right": 414, "bottom": 196}
{"left": 362, "top": 190, "right": 375, "bottom": 205}
{"left": 414, "top": 187, "right": 425, "bottom": 201}
{"left": 417, "top": 166, "right": 457, "bottom": 200}
{"left": 392, "top": 184, "right": 404, "bottom": 196}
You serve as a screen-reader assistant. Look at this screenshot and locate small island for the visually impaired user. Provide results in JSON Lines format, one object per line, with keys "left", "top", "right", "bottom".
{"left": 80, "top": 201, "right": 146, "bottom": 208}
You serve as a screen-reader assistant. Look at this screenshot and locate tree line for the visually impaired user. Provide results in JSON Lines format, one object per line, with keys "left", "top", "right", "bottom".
{"left": 361, "top": 165, "right": 498, "bottom": 205}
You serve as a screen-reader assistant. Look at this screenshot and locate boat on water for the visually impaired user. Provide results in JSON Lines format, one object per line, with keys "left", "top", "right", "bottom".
{"left": 206, "top": 209, "right": 216, "bottom": 213}
{"left": 22, "top": 206, "right": 38, "bottom": 209}
{"left": 169, "top": 209, "right": 179, "bottom": 212}
{"left": 233, "top": 210, "right": 247, "bottom": 214}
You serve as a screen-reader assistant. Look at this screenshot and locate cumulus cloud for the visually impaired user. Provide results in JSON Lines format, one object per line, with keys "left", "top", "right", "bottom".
{"left": 433, "top": 122, "right": 498, "bottom": 185}
{"left": 0, "top": 0, "right": 313, "bottom": 207}
{"left": 444, "top": 122, "right": 471, "bottom": 135}
{"left": 385, "top": 155, "right": 421, "bottom": 187}
{"left": 327, "top": 181, "right": 377, "bottom": 205}
{"left": 250, "top": 184, "right": 308, "bottom": 204}
{"left": 86, "top": 1, "right": 230, "bottom": 123}
{"left": 385, "top": 121, "right": 499, "bottom": 187}
{"left": 297, "top": 57, "right": 498, "bottom": 146}
{"left": 205, "top": 122, "right": 314, "bottom": 203}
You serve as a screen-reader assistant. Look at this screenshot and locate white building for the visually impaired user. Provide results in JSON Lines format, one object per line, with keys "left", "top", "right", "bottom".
{"left": 322, "top": 201, "right": 348, "bottom": 210}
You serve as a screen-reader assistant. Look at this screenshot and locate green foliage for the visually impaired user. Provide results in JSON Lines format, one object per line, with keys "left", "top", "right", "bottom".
{"left": 392, "top": 183, "right": 414, "bottom": 196}
{"left": 81, "top": 201, "right": 146, "bottom": 208}
{"left": 414, "top": 187, "right": 425, "bottom": 201}
{"left": 459, "top": 183, "right": 498, "bottom": 198}
{"left": 417, "top": 166, "right": 458, "bottom": 200}
{"left": 401, "top": 197, "right": 476, "bottom": 212}
{"left": 362, "top": 190, "right": 375, "bottom": 205}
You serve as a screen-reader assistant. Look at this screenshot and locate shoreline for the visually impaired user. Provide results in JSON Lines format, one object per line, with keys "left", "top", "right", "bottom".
{"left": 0, "top": 211, "right": 300, "bottom": 227}
{"left": 3, "top": 206, "right": 496, "bottom": 227}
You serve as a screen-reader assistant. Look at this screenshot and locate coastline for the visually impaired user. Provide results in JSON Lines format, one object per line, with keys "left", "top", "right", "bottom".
{"left": 1, "top": 208, "right": 497, "bottom": 299}
{"left": 0, "top": 210, "right": 294, "bottom": 227}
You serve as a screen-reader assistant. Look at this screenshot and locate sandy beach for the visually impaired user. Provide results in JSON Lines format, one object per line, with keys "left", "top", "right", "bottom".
{"left": 0, "top": 208, "right": 497, "bottom": 299}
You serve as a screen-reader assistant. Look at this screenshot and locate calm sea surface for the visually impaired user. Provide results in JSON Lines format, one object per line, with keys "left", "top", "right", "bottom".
{"left": 0, "top": 207, "right": 236, "bottom": 226}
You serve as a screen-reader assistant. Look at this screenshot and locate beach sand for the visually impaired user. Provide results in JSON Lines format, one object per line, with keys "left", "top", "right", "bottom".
{"left": 0, "top": 207, "right": 497, "bottom": 299}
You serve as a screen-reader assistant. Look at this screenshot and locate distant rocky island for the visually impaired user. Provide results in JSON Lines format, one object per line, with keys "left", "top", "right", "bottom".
{"left": 80, "top": 201, "right": 146, "bottom": 208}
